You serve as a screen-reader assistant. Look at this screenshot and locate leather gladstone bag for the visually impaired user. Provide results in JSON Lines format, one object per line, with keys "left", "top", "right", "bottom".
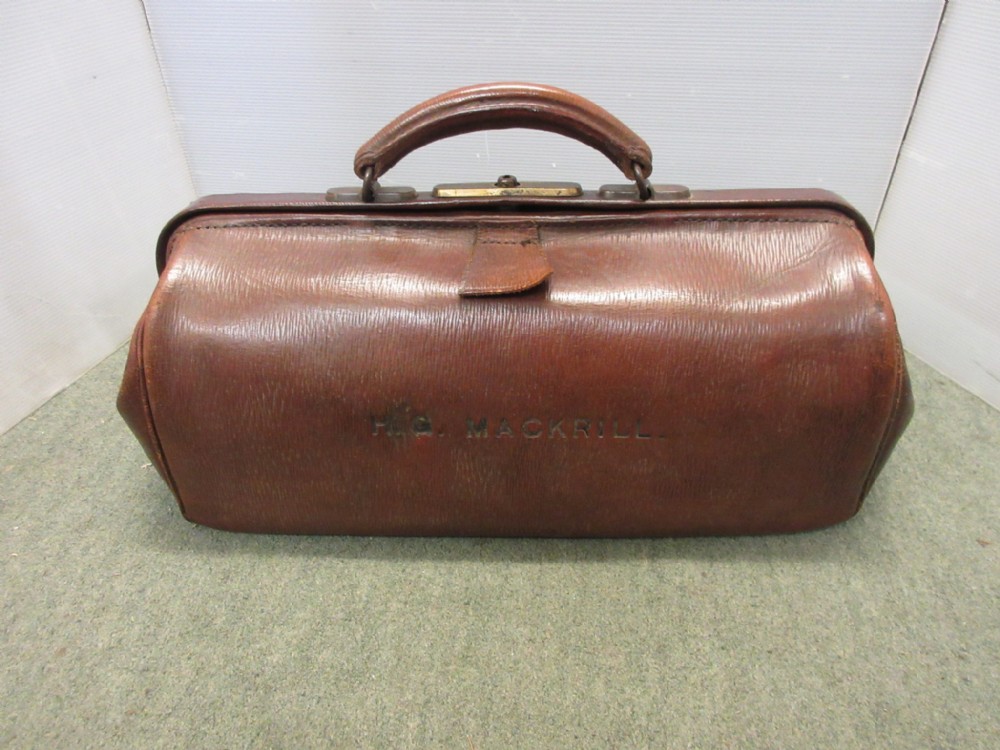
{"left": 119, "top": 83, "right": 913, "bottom": 536}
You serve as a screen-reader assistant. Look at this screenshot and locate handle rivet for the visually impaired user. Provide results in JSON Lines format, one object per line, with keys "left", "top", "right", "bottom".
{"left": 495, "top": 174, "right": 520, "bottom": 188}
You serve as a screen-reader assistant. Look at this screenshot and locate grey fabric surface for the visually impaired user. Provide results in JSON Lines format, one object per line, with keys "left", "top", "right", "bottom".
{"left": 1, "top": 346, "right": 997, "bottom": 749}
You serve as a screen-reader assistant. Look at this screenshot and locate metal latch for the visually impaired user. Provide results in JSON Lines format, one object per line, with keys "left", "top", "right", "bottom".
{"left": 433, "top": 174, "right": 583, "bottom": 198}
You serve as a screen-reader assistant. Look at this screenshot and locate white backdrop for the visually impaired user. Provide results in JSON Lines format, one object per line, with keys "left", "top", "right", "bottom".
{"left": 0, "top": 0, "right": 194, "bottom": 433}
{"left": 142, "top": 0, "right": 943, "bottom": 224}
{"left": 876, "top": 0, "right": 1000, "bottom": 409}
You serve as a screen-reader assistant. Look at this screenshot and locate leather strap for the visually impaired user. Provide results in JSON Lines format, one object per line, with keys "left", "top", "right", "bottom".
{"left": 354, "top": 82, "right": 653, "bottom": 184}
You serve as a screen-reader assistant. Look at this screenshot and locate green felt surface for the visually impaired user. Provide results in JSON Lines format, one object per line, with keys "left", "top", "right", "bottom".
{"left": 1, "top": 347, "right": 997, "bottom": 749}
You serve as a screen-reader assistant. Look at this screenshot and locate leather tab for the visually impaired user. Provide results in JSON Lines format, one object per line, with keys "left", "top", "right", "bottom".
{"left": 459, "top": 224, "right": 552, "bottom": 297}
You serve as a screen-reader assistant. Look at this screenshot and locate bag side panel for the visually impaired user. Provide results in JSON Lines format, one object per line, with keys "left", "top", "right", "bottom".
{"left": 117, "top": 314, "right": 186, "bottom": 514}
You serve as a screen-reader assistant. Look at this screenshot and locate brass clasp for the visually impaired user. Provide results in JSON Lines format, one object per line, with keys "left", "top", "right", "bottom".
{"left": 433, "top": 174, "right": 582, "bottom": 198}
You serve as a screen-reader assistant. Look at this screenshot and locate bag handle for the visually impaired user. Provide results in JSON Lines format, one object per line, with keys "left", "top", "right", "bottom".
{"left": 353, "top": 82, "right": 654, "bottom": 201}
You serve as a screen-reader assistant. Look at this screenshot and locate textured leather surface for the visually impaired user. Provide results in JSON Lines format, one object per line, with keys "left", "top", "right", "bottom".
{"left": 120, "top": 199, "right": 912, "bottom": 536}
{"left": 154, "top": 189, "right": 877, "bottom": 273}
{"left": 458, "top": 223, "right": 552, "bottom": 296}
{"left": 354, "top": 83, "right": 653, "bottom": 182}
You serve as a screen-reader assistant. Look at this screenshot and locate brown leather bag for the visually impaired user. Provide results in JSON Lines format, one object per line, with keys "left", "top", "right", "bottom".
{"left": 119, "top": 82, "right": 912, "bottom": 536}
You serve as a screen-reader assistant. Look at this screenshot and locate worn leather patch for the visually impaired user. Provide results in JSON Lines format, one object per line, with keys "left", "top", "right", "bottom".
{"left": 458, "top": 223, "right": 552, "bottom": 296}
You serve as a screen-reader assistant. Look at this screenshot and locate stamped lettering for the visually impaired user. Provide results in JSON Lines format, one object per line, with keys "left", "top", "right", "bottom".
{"left": 522, "top": 418, "right": 543, "bottom": 438}
{"left": 466, "top": 418, "right": 488, "bottom": 438}
{"left": 371, "top": 413, "right": 435, "bottom": 438}
{"left": 496, "top": 418, "right": 515, "bottom": 438}
{"left": 372, "top": 413, "right": 661, "bottom": 441}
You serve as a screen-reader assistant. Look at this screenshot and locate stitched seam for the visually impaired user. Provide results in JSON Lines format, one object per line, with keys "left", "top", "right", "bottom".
{"left": 173, "top": 216, "right": 854, "bottom": 234}
{"left": 460, "top": 223, "right": 547, "bottom": 294}
{"left": 165, "top": 227, "right": 185, "bottom": 267}
{"left": 137, "top": 314, "right": 186, "bottom": 515}
{"left": 476, "top": 239, "right": 539, "bottom": 245}
{"left": 166, "top": 216, "right": 852, "bottom": 265}
{"left": 856, "top": 333, "right": 906, "bottom": 512}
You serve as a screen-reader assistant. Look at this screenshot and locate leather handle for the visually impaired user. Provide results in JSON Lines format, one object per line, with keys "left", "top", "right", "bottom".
{"left": 354, "top": 82, "right": 653, "bottom": 196}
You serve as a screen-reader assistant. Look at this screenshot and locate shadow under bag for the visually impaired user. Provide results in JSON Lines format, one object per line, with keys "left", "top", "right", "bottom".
{"left": 119, "top": 82, "right": 913, "bottom": 536}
